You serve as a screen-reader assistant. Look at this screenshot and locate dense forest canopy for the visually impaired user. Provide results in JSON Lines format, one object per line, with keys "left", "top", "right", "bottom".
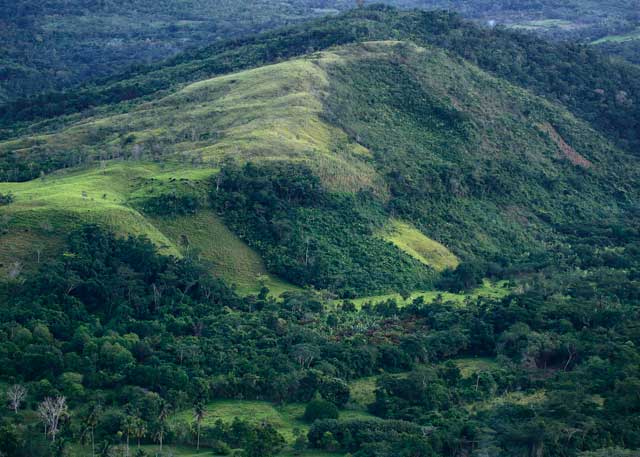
{"left": 1, "top": 0, "right": 639, "bottom": 103}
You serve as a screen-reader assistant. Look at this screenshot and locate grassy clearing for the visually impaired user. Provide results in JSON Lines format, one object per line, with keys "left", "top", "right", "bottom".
{"left": 70, "top": 441, "right": 346, "bottom": 457}
{"left": 171, "top": 400, "right": 373, "bottom": 443}
{"left": 454, "top": 357, "right": 500, "bottom": 378}
{"left": 70, "top": 444, "right": 218, "bottom": 457}
{"left": 149, "top": 211, "right": 298, "bottom": 297}
{"left": 337, "top": 280, "right": 510, "bottom": 309}
{"left": 348, "top": 376, "right": 378, "bottom": 410}
{"left": 510, "top": 19, "right": 576, "bottom": 31}
{"left": 592, "top": 29, "right": 640, "bottom": 44}
{"left": 468, "top": 390, "right": 547, "bottom": 413}
{"left": 378, "top": 219, "right": 458, "bottom": 271}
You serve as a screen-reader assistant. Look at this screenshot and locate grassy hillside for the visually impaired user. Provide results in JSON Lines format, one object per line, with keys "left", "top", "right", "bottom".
{"left": 377, "top": 219, "right": 459, "bottom": 271}
{"left": 4, "top": 7, "right": 640, "bottom": 158}
{"left": 0, "top": 162, "right": 292, "bottom": 293}
{"left": 1, "top": 39, "right": 638, "bottom": 296}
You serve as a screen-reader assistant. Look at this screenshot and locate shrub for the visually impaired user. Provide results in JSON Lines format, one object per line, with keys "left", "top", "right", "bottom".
{"left": 0, "top": 192, "right": 14, "bottom": 205}
{"left": 304, "top": 398, "right": 339, "bottom": 423}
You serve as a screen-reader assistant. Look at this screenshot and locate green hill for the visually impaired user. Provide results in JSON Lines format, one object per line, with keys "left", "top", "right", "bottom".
{"left": 1, "top": 8, "right": 640, "bottom": 457}
{"left": 2, "top": 1, "right": 638, "bottom": 103}
{"left": 1, "top": 37, "right": 637, "bottom": 295}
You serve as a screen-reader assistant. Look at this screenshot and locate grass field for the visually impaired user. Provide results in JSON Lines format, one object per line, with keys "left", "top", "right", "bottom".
{"left": 454, "top": 357, "right": 500, "bottom": 378}
{"left": 510, "top": 19, "right": 576, "bottom": 31}
{"left": 171, "top": 399, "right": 374, "bottom": 443}
{"left": 591, "top": 29, "right": 640, "bottom": 44}
{"left": 70, "top": 443, "right": 344, "bottom": 457}
{"left": 336, "top": 280, "right": 510, "bottom": 309}
{"left": 378, "top": 219, "right": 459, "bottom": 271}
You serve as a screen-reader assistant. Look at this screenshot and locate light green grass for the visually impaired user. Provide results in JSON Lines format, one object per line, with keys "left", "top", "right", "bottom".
{"left": 149, "top": 211, "right": 298, "bottom": 297}
{"left": 378, "top": 219, "right": 458, "bottom": 271}
{"left": 348, "top": 376, "right": 378, "bottom": 410}
{"left": 592, "top": 29, "right": 640, "bottom": 44}
{"left": 454, "top": 357, "right": 500, "bottom": 378}
{"left": 340, "top": 280, "right": 510, "bottom": 309}
{"left": 0, "top": 161, "right": 298, "bottom": 294}
{"left": 468, "top": 389, "right": 547, "bottom": 413}
{"left": 0, "top": 52, "right": 381, "bottom": 196}
{"left": 70, "top": 443, "right": 218, "bottom": 457}
{"left": 510, "top": 19, "right": 575, "bottom": 31}
{"left": 172, "top": 400, "right": 373, "bottom": 443}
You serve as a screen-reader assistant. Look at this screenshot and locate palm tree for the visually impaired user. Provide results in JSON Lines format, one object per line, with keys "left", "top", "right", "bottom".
{"left": 155, "top": 401, "right": 171, "bottom": 452}
{"left": 133, "top": 418, "right": 147, "bottom": 450}
{"left": 82, "top": 403, "right": 102, "bottom": 457}
{"left": 124, "top": 415, "right": 138, "bottom": 457}
{"left": 194, "top": 402, "right": 206, "bottom": 450}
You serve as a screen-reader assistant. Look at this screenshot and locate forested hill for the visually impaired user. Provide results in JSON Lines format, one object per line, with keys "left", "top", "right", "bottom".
{"left": 2, "top": 0, "right": 639, "bottom": 104}
{"left": 3, "top": 6, "right": 640, "bottom": 155}
{"left": 0, "top": 0, "right": 355, "bottom": 103}
{"left": 1, "top": 5, "right": 640, "bottom": 457}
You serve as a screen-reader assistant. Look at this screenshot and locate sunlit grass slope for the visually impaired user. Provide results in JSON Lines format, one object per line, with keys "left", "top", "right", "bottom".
{"left": 171, "top": 399, "right": 374, "bottom": 443}
{"left": 379, "top": 219, "right": 459, "bottom": 271}
{"left": 0, "top": 55, "right": 380, "bottom": 195}
{"left": 0, "top": 162, "right": 292, "bottom": 293}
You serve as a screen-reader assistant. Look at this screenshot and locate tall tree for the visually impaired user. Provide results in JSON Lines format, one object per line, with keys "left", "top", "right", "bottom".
{"left": 194, "top": 402, "right": 206, "bottom": 450}
{"left": 6, "top": 384, "right": 27, "bottom": 414}
{"left": 37, "top": 396, "right": 68, "bottom": 442}
{"left": 81, "top": 403, "right": 102, "bottom": 457}
{"left": 155, "top": 401, "right": 171, "bottom": 452}
{"left": 133, "top": 417, "right": 147, "bottom": 450}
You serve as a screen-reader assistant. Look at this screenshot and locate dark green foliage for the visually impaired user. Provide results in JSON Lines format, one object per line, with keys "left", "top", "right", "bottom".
{"left": 211, "top": 162, "right": 433, "bottom": 296}
{"left": 319, "top": 377, "right": 350, "bottom": 407}
{"left": 4, "top": 6, "right": 640, "bottom": 157}
{"left": 322, "top": 41, "right": 639, "bottom": 266}
{"left": 0, "top": 192, "right": 13, "bottom": 205}
{"left": 303, "top": 399, "right": 339, "bottom": 423}
{"left": 436, "top": 262, "right": 485, "bottom": 292}
{"left": 0, "top": 219, "right": 639, "bottom": 455}
{"left": 139, "top": 192, "right": 202, "bottom": 216}
{"left": 0, "top": 0, "right": 363, "bottom": 103}
{"left": 308, "top": 418, "right": 428, "bottom": 452}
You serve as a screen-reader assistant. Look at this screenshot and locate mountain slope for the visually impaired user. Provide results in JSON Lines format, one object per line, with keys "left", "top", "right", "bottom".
{"left": 1, "top": 39, "right": 637, "bottom": 296}
{"left": 2, "top": 1, "right": 638, "bottom": 103}
{"left": 3, "top": 7, "right": 639, "bottom": 161}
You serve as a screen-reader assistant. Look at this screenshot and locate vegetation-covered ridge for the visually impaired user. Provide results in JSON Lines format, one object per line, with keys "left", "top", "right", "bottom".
{"left": 2, "top": 0, "right": 638, "bottom": 103}
{"left": 2, "top": 39, "right": 638, "bottom": 297}
{"left": 3, "top": 6, "right": 640, "bottom": 156}
{"left": 1, "top": 6, "right": 640, "bottom": 457}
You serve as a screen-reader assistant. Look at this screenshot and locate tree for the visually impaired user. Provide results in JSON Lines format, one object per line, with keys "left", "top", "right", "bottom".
{"left": 319, "top": 378, "right": 350, "bottom": 407}
{"left": 81, "top": 403, "right": 102, "bottom": 457}
{"left": 6, "top": 384, "right": 27, "bottom": 414}
{"left": 154, "top": 401, "right": 170, "bottom": 451}
{"left": 303, "top": 399, "right": 339, "bottom": 423}
{"left": 124, "top": 415, "right": 138, "bottom": 457}
{"left": 356, "top": 0, "right": 365, "bottom": 7}
{"left": 37, "top": 396, "right": 68, "bottom": 442}
{"left": 132, "top": 417, "right": 147, "bottom": 450}
{"left": 194, "top": 402, "right": 206, "bottom": 450}
{"left": 293, "top": 428, "right": 307, "bottom": 455}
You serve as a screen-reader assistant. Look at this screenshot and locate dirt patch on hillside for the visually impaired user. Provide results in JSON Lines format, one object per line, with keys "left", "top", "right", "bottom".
{"left": 538, "top": 122, "right": 592, "bottom": 169}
